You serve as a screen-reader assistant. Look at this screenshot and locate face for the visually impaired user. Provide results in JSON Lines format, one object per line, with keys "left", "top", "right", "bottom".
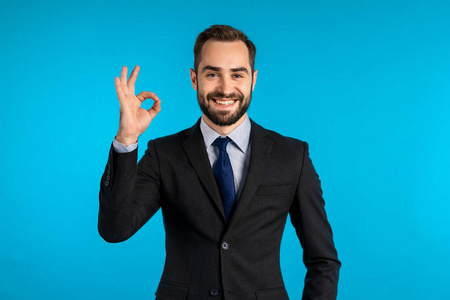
{"left": 190, "top": 40, "right": 258, "bottom": 127}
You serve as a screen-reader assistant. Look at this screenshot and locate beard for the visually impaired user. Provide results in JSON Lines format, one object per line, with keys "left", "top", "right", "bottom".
{"left": 197, "top": 89, "right": 252, "bottom": 127}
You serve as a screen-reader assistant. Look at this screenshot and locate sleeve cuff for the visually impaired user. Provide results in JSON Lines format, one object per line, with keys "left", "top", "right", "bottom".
{"left": 112, "top": 138, "right": 138, "bottom": 153}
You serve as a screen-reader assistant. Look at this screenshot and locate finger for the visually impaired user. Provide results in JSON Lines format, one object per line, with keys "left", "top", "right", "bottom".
{"left": 128, "top": 65, "right": 140, "bottom": 95}
{"left": 136, "top": 91, "right": 161, "bottom": 119}
{"left": 148, "top": 97, "right": 161, "bottom": 119}
{"left": 114, "top": 76, "right": 125, "bottom": 101}
{"left": 120, "top": 66, "right": 128, "bottom": 93}
{"left": 136, "top": 91, "right": 160, "bottom": 103}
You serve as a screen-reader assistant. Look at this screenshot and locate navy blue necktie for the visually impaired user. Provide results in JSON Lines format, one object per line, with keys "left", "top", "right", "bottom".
{"left": 213, "top": 137, "right": 236, "bottom": 220}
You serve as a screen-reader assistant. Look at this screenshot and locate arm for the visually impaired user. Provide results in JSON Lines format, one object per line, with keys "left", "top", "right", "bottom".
{"left": 98, "top": 66, "right": 162, "bottom": 242}
{"left": 98, "top": 140, "right": 162, "bottom": 242}
{"left": 289, "top": 142, "right": 341, "bottom": 299}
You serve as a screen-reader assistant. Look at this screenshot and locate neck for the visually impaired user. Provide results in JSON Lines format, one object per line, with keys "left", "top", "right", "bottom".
{"left": 202, "top": 113, "right": 247, "bottom": 136}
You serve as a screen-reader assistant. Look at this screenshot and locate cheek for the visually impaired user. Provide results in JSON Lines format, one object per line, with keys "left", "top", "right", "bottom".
{"left": 197, "top": 79, "right": 212, "bottom": 91}
{"left": 236, "top": 82, "right": 252, "bottom": 95}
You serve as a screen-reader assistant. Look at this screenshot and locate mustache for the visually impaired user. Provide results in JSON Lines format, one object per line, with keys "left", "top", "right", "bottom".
{"left": 207, "top": 91, "right": 243, "bottom": 101}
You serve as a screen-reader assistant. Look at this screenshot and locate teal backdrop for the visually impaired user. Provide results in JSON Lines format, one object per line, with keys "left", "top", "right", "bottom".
{"left": 1, "top": 0, "right": 449, "bottom": 299}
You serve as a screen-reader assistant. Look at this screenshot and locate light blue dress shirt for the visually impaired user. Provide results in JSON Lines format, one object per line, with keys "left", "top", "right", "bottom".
{"left": 199, "top": 116, "right": 251, "bottom": 200}
{"left": 113, "top": 115, "right": 252, "bottom": 200}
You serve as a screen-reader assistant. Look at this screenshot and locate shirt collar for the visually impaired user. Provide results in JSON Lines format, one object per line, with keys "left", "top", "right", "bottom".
{"left": 200, "top": 115, "right": 251, "bottom": 154}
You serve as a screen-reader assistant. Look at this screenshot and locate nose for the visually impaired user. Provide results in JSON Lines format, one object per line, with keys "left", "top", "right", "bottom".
{"left": 218, "top": 76, "right": 233, "bottom": 96}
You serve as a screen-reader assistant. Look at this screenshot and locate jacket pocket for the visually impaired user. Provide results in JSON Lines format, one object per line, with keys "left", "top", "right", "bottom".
{"left": 257, "top": 185, "right": 292, "bottom": 196}
{"left": 255, "top": 286, "right": 289, "bottom": 300}
{"left": 155, "top": 280, "right": 189, "bottom": 300}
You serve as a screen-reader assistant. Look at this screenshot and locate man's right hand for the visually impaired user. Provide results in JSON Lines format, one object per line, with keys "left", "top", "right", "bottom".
{"left": 114, "top": 65, "right": 161, "bottom": 146}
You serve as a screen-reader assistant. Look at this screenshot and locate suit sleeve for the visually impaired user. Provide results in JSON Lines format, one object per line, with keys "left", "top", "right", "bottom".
{"left": 98, "top": 140, "right": 161, "bottom": 243}
{"left": 289, "top": 142, "right": 341, "bottom": 299}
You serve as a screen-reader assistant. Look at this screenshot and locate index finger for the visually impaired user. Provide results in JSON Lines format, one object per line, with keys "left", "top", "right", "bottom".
{"left": 128, "top": 65, "right": 140, "bottom": 94}
{"left": 136, "top": 91, "right": 160, "bottom": 103}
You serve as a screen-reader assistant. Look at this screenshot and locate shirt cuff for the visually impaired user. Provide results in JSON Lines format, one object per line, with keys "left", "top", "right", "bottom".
{"left": 112, "top": 138, "right": 138, "bottom": 153}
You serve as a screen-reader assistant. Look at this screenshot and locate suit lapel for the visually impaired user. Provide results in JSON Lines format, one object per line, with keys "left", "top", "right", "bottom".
{"left": 182, "top": 120, "right": 226, "bottom": 221}
{"left": 228, "top": 120, "right": 273, "bottom": 227}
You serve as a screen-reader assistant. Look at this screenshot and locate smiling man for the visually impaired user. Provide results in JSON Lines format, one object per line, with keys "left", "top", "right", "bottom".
{"left": 192, "top": 39, "right": 256, "bottom": 131}
{"left": 99, "top": 25, "right": 341, "bottom": 300}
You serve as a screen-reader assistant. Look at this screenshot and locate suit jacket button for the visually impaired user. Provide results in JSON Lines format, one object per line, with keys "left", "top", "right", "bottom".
{"left": 221, "top": 242, "right": 229, "bottom": 250}
{"left": 104, "top": 181, "right": 109, "bottom": 187}
{"left": 209, "top": 288, "right": 219, "bottom": 296}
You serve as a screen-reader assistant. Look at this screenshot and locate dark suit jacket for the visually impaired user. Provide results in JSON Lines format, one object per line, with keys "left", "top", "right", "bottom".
{"left": 99, "top": 119, "right": 341, "bottom": 300}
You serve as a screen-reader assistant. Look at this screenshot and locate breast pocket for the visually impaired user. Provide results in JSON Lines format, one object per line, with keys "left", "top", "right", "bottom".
{"left": 253, "top": 185, "right": 294, "bottom": 216}
{"left": 155, "top": 280, "right": 188, "bottom": 300}
{"left": 257, "top": 185, "right": 292, "bottom": 197}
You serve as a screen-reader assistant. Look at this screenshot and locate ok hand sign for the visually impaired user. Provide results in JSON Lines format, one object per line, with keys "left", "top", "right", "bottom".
{"left": 115, "top": 66, "right": 161, "bottom": 146}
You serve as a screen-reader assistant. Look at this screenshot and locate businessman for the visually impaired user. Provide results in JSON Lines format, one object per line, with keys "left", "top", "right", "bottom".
{"left": 99, "top": 25, "right": 341, "bottom": 300}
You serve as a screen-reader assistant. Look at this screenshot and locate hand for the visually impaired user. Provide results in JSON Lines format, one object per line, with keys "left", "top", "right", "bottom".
{"left": 114, "top": 66, "right": 161, "bottom": 146}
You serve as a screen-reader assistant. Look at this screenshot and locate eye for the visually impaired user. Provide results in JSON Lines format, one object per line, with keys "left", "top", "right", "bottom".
{"left": 232, "top": 73, "right": 244, "bottom": 79}
{"left": 206, "top": 73, "right": 218, "bottom": 78}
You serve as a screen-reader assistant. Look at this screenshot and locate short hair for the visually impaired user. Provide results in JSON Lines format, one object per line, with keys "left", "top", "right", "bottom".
{"left": 193, "top": 25, "right": 256, "bottom": 73}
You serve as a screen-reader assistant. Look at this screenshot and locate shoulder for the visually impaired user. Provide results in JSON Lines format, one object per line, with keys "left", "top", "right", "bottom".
{"left": 153, "top": 127, "right": 192, "bottom": 144}
{"left": 251, "top": 120, "right": 307, "bottom": 150}
{"left": 143, "top": 121, "right": 201, "bottom": 158}
{"left": 250, "top": 120, "right": 313, "bottom": 178}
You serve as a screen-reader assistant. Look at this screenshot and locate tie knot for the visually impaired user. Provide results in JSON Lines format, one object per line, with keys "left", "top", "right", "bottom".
{"left": 213, "top": 137, "right": 231, "bottom": 152}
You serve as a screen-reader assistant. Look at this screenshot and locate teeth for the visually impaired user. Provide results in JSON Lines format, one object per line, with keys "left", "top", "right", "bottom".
{"left": 215, "top": 99, "right": 235, "bottom": 105}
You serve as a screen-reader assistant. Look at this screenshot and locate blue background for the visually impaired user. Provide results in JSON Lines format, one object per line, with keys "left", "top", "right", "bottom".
{"left": 1, "top": 0, "right": 449, "bottom": 299}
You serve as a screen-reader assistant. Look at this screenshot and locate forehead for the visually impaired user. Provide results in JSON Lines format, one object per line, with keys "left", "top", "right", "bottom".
{"left": 199, "top": 40, "right": 250, "bottom": 70}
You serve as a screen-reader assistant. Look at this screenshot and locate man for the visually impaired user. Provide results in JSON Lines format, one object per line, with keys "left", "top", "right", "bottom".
{"left": 99, "top": 25, "right": 341, "bottom": 300}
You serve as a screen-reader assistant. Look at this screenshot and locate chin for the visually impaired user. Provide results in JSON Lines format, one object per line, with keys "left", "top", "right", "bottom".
{"left": 206, "top": 109, "right": 247, "bottom": 127}
{"left": 197, "top": 91, "right": 251, "bottom": 127}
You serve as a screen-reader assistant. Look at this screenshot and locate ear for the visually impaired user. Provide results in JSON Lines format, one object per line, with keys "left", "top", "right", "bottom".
{"left": 251, "top": 70, "right": 258, "bottom": 91}
{"left": 190, "top": 68, "right": 197, "bottom": 91}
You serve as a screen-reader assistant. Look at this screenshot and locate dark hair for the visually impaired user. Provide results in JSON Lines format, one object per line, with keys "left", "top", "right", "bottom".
{"left": 193, "top": 25, "right": 256, "bottom": 73}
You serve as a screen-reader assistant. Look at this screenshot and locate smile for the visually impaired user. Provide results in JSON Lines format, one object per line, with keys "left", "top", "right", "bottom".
{"left": 212, "top": 98, "right": 237, "bottom": 105}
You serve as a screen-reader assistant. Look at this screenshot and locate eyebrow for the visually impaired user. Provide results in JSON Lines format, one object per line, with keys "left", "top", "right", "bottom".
{"left": 231, "top": 67, "right": 249, "bottom": 74}
{"left": 202, "top": 65, "right": 249, "bottom": 74}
